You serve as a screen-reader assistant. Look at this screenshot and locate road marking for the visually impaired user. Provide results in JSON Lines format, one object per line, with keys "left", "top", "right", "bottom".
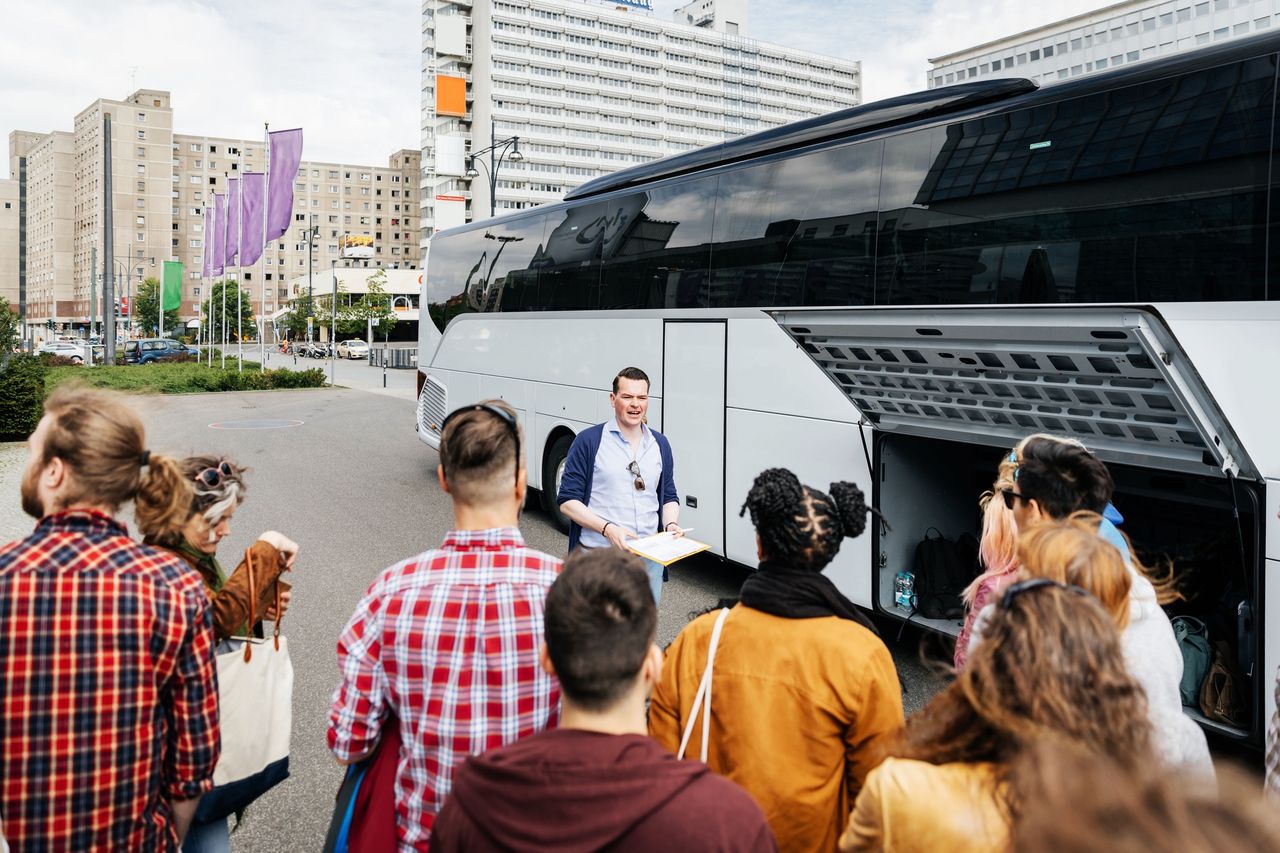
{"left": 208, "top": 419, "right": 304, "bottom": 430}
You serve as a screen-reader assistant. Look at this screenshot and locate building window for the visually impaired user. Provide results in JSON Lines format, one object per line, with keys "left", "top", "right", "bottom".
{"left": 137, "top": 130, "right": 145, "bottom": 140}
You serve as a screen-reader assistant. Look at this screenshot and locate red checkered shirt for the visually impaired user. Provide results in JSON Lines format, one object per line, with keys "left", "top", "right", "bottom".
{"left": 0, "top": 510, "right": 220, "bottom": 851}
{"left": 328, "top": 527, "right": 562, "bottom": 851}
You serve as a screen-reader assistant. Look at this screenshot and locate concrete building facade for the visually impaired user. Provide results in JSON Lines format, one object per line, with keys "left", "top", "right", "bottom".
{"left": 419, "top": 0, "right": 861, "bottom": 243}
{"left": 928, "top": 0, "right": 1280, "bottom": 88}
{"left": 6, "top": 89, "right": 419, "bottom": 336}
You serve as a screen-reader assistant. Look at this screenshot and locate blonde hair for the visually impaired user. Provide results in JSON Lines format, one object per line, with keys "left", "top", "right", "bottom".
{"left": 1017, "top": 511, "right": 1132, "bottom": 630}
{"left": 41, "top": 385, "right": 190, "bottom": 541}
{"left": 964, "top": 434, "right": 1080, "bottom": 605}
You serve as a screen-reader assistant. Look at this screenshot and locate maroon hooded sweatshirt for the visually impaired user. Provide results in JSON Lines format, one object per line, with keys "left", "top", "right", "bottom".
{"left": 431, "top": 728, "right": 777, "bottom": 852}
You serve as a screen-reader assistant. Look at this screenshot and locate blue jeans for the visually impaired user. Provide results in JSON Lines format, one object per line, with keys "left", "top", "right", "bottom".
{"left": 182, "top": 817, "right": 230, "bottom": 853}
{"left": 643, "top": 558, "right": 664, "bottom": 606}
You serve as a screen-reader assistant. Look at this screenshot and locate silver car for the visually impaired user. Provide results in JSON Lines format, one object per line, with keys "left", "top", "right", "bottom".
{"left": 37, "top": 341, "right": 86, "bottom": 364}
{"left": 336, "top": 339, "right": 370, "bottom": 360}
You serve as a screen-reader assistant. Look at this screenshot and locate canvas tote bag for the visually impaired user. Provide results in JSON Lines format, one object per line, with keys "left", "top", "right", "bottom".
{"left": 677, "top": 607, "right": 731, "bottom": 763}
{"left": 196, "top": 547, "right": 294, "bottom": 822}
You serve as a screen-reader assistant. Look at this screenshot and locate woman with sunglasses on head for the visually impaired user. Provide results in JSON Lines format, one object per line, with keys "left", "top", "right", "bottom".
{"left": 137, "top": 455, "right": 297, "bottom": 853}
{"left": 650, "top": 468, "right": 903, "bottom": 853}
{"left": 140, "top": 456, "right": 298, "bottom": 644}
{"left": 840, "top": 580, "right": 1153, "bottom": 853}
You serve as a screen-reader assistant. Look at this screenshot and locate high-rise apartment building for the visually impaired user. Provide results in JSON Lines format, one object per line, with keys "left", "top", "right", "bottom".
{"left": 419, "top": 0, "right": 861, "bottom": 243}
{"left": 6, "top": 89, "right": 419, "bottom": 336}
{"left": 928, "top": 0, "right": 1280, "bottom": 88}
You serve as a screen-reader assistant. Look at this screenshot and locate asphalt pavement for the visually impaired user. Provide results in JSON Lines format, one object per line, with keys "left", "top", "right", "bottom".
{"left": 0, "top": 367, "right": 948, "bottom": 850}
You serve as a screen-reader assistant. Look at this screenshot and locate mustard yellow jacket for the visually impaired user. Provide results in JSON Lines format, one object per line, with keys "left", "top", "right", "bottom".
{"left": 649, "top": 604, "right": 904, "bottom": 853}
{"left": 839, "top": 758, "right": 1007, "bottom": 853}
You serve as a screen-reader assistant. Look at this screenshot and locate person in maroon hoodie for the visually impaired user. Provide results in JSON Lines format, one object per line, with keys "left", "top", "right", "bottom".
{"left": 432, "top": 548, "right": 777, "bottom": 852}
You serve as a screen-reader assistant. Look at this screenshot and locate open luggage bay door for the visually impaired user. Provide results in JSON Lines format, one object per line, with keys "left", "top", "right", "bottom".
{"left": 766, "top": 305, "right": 1256, "bottom": 481}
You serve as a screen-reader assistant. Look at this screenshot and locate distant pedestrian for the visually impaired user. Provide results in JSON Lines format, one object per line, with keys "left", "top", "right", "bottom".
{"left": 139, "top": 455, "right": 299, "bottom": 852}
{"left": 558, "top": 366, "right": 680, "bottom": 604}
{"left": 328, "top": 400, "right": 561, "bottom": 850}
{"left": 650, "top": 468, "right": 902, "bottom": 853}
{"left": 0, "top": 387, "right": 220, "bottom": 849}
{"left": 841, "top": 581, "right": 1153, "bottom": 852}
{"left": 433, "top": 548, "right": 776, "bottom": 852}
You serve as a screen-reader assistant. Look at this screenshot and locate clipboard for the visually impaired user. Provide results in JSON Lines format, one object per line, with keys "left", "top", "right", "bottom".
{"left": 627, "top": 532, "right": 711, "bottom": 567}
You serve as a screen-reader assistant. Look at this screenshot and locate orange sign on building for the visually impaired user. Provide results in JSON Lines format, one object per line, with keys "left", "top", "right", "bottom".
{"left": 436, "top": 75, "right": 467, "bottom": 117}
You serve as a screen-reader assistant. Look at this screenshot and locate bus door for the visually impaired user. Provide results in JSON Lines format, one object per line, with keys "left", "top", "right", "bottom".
{"left": 661, "top": 320, "right": 727, "bottom": 554}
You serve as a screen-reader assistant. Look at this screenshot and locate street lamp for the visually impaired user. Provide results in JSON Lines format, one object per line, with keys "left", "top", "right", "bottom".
{"left": 306, "top": 213, "right": 319, "bottom": 341}
{"left": 465, "top": 131, "right": 523, "bottom": 219}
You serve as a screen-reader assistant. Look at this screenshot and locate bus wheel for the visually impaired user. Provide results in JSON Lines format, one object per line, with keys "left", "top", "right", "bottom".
{"left": 540, "top": 434, "right": 573, "bottom": 535}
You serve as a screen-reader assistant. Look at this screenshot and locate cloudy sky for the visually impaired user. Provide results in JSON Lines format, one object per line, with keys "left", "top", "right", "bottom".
{"left": 0, "top": 0, "right": 1101, "bottom": 165}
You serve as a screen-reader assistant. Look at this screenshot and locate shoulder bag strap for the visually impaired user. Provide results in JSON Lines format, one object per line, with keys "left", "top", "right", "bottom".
{"left": 677, "top": 607, "right": 731, "bottom": 763}
{"left": 242, "top": 546, "right": 256, "bottom": 662}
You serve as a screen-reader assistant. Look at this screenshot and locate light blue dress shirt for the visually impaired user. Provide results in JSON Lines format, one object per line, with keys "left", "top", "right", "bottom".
{"left": 578, "top": 417, "right": 663, "bottom": 549}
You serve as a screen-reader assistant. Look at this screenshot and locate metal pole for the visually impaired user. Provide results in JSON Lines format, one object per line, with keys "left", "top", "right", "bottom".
{"left": 89, "top": 246, "right": 97, "bottom": 341}
{"left": 236, "top": 152, "right": 244, "bottom": 373}
{"left": 221, "top": 173, "right": 228, "bottom": 369}
{"left": 490, "top": 124, "right": 496, "bottom": 218}
{"left": 103, "top": 113, "right": 116, "bottom": 365}
{"left": 260, "top": 122, "right": 269, "bottom": 373}
{"left": 330, "top": 260, "right": 338, "bottom": 386}
{"left": 307, "top": 212, "right": 314, "bottom": 341}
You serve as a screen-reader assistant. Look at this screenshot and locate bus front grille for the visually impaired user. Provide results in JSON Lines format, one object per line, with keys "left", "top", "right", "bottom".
{"left": 419, "top": 376, "right": 447, "bottom": 437}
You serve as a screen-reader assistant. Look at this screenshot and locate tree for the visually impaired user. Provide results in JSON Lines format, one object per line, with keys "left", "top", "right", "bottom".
{"left": 204, "top": 279, "right": 258, "bottom": 344}
{"left": 344, "top": 269, "right": 397, "bottom": 343}
{"left": 0, "top": 296, "right": 19, "bottom": 355}
{"left": 281, "top": 293, "right": 315, "bottom": 341}
{"left": 131, "top": 278, "right": 180, "bottom": 338}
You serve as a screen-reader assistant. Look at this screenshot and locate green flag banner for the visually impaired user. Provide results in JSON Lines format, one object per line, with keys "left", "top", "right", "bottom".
{"left": 161, "top": 261, "right": 183, "bottom": 311}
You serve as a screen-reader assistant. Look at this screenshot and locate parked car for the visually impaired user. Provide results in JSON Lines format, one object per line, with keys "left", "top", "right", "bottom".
{"left": 123, "top": 338, "right": 199, "bottom": 365}
{"left": 336, "top": 339, "right": 370, "bottom": 359}
{"left": 37, "top": 341, "right": 85, "bottom": 364}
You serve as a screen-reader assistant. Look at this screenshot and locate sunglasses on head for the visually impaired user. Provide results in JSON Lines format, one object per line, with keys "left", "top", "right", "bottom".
{"left": 441, "top": 403, "right": 521, "bottom": 483}
{"left": 195, "top": 461, "right": 234, "bottom": 489}
{"left": 626, "top": 460, "right": 645, "bottom": 492}
{"left": 999, "top": 577, "right": 1090, "bottom": 610}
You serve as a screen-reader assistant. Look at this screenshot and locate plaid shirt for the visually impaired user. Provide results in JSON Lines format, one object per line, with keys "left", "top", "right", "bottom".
{"left": 0, "top": 511, "right": 220, "bottom": 851}
{"left": 328, "top": 527, "right": 561, "bottom": 851}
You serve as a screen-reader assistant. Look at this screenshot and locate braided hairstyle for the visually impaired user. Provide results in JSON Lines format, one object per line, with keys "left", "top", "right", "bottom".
{"left": 739, "top": 467, "right": 873, "bottom": 572}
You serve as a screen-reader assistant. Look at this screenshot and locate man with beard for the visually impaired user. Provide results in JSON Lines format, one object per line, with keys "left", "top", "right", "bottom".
{"left": 558, "top": 366, "right": 681, "bottom": 605}
{"left": 0, "top": 386, "right": 219, "bottom": 850}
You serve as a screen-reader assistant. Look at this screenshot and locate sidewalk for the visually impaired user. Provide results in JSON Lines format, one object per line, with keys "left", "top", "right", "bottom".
{"left": 259, "top": 348, "right": 417, "bottom": 401}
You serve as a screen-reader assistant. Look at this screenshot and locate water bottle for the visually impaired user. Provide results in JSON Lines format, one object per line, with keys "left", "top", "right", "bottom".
{"left": 894, "top": 570, "right": 915, "bottom": 611}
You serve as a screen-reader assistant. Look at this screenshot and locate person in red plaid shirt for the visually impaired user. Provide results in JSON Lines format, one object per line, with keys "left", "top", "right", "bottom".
{"left": 0, "top": 387, "right": 220, "bottom": 850}
{"left": 328, "top": 400, "right": 562, "bottom": 850}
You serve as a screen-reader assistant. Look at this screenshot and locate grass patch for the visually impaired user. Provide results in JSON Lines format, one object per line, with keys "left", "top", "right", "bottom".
{"left": 45, "top": 361, "right": 327, "bottom": 395}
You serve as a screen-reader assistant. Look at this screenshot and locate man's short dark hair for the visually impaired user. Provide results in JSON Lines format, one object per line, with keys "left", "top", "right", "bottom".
{"left": 1017, "top": 436, "right": 1114, "bottom": 519}
{"left": 612, "top": 367, "right": 650, "bottom": 394}
{"left": 439, "top": 399, "right": 521, "bottom": 506}
{"left": 544, "top": 549, "right": 656, "bottom": 711}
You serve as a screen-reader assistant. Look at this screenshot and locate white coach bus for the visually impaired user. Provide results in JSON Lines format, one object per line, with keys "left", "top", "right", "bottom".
{"left": 418, "top": 33, "right": 1280, "bottom": 748}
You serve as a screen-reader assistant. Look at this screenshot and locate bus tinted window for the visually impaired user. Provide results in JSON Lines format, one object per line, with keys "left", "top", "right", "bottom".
{"left": 425, "top": 213, "right": 546, "bottom": 329}
{"left": 709, "top": 141, "right": 882, "bottom": 308}
{"left": 539, "top": 202, "right": 609, "bottom": 310}
{"left": 599, "top": 176, "right": 717, "bottom": 309}
{"left": 876, "top": 56, "right": 1275, "bottom": 305}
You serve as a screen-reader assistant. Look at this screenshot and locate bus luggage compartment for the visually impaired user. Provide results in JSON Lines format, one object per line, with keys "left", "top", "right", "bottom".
{"left": 769, "top": 304, "right": 1267, "bottom": 744}
{"left": 874, "top": 431, "right": 1263, "bottom": 743}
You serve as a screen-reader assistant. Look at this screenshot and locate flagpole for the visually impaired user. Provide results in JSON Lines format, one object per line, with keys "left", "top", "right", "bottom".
{"left": 261, "top": 122, "right": 269, "bottom": 373}
{"left": 221, "top": 173, "right": 227, "bottom": 369}
{"left": 236, "top": 154, "right": 244, "bottom": 373}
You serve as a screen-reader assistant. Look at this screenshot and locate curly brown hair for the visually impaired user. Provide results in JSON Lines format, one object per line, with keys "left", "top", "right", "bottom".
{"left": 895, "top": 584, "right": 1152, "bottom": 809}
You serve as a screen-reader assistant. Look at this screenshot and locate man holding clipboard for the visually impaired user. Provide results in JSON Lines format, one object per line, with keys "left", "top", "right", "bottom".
{"left": 558, "top": 367, "right": 683, "bottom": 605}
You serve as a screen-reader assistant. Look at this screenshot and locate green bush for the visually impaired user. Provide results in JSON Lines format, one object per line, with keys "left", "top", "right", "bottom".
{"left": 43, "top": 361, "right": 328, "bottom": 395}
{"left": 0, "top": 354, "right": 46, "bottom": 439}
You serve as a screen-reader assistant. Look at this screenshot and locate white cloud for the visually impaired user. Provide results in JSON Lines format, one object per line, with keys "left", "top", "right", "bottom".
{"left": 0, "top": 0, "right": 420, "bottom": 165}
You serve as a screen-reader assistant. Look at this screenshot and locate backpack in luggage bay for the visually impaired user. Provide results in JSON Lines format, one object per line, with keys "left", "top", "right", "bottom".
{"left": 1199, "top": 639, "right": 1245, "bottom": 727}
{"left": 913, "top": 529, "right": 971, "bottom": 621}
{"left": 1171, "top": 615, "right": 1211, "bottom": 707}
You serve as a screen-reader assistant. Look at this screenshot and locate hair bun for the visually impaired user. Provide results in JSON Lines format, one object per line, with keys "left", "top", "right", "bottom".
{"left": 828, "top": 481, "right": 869, "bottom": 539}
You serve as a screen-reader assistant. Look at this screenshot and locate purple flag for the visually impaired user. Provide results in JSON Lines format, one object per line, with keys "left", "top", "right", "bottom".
{"left": 225, "top": 177, "right": 241, "bottom": 267}
{"left": 266, "top": 128, "right": 303, "bottom": 244}
{"left": 240, "top": 172, "right": 266, "bottom": 267}
{"left": 212, "top": 193, "right": 226, "bottom": 276}
{"left": 201, "top": 206, "right": 213, "bottom": 277}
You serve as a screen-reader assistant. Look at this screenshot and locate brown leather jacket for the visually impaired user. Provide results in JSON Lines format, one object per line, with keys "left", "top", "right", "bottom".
{"left": 172, "top": 539, "right": 291, "bottom": 642}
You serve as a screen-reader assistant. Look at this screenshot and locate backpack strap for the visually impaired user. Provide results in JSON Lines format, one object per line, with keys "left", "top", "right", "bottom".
{"left": 677, "top": 607, "right": 731, "bottom": 763}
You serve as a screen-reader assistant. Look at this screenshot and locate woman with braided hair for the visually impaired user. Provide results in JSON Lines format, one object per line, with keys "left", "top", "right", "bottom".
{"left": 649, "top": 468, "right": 903, "bottom": 853}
